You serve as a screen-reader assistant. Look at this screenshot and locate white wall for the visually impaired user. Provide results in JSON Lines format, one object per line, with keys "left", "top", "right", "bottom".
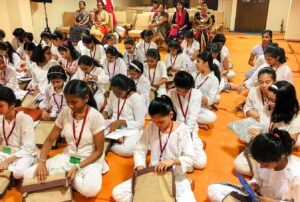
{"left": 218, "top": 0, "right": 233, "bottom": 29}
{"left": 285, "top": 0, "right": 300, "bottom": 41}
{"left": 0, "top": 0, "right": 13, "bottom": 41}
{"left": 266, "top": 0, "right": 291, "bottom": 32}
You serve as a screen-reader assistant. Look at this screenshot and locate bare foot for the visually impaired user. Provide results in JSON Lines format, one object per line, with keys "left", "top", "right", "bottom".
{"left": 198, "top": 123, "right": 209, "bottom": 130}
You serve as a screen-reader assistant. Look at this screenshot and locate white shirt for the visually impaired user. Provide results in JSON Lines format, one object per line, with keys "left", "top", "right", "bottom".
{"left": 251, "top": 44, "right": 264, "bottom": 58}
{"left": 100, "top": 57, "right": 127, "bottom": 80}
{"left": 134, "top": 122, "right": 195, "bottom": 175}
{"left": 0, "top": 65, "right": 19, "bottom": 91}
{"left": 39, "top": 83, "right": 67, "bottom": 117}
{"left": 192, "top": 71, "right": 220, "bottom": 105}
{"left": 0, "top": 111, "right": 37, "bottom": 158}
{"left": 83, "top": 44, "right": 106, "bottom": 63}
{"left": 123, "top": 48, "right": 144, "bottom": 67}
{"left": 3, "top": 53, "right": 21, "bottom": 69}
{"left": 134, "top": 75, "right": 151, "bottom": 107}
{"left": 72, "top": 67, "right": 109, "bottom": 94}
{"left": 220, "top": 45, "right": 232, "bottom": 70}
{"left": 136, "top": 41, "right": 157, "bottom": 57}
{"left": 181, "top": 39, "right": 200, "bottom": 58}
{"left": 29, "top": 59, "right": 59, "bottom": 93}
{"left": 250, "top": 155, "right": 300, "bottom": 201}
{"left": 245, "top": 63, "right": 293, "bottom": 89}
{"left": 104, "top": 92, "right": 147, "bottom": 130}
{"left": 243, "top": 86, "right": 269, "bottom": 117}
{"left": 143, "top": 61, "right": 168, "bottom": 95}
{"left": 51, "top": 45, "right": 63, "bottom": 62}
{"left": 55, "top": 107, "right": 106, "bottom": 158}
{"left": 165, "top": 53, "right": 186, "bottom": 71}
{"left": 168, "top": 88, "right": 202, "bottom": 136}
{"left": 76, "top": 40, "right": 86, "bottom": 54}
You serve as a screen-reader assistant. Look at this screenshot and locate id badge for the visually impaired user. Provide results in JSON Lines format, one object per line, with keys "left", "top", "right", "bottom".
{"left": 69, "top": 156, "right": 81, "bottom": 164}
{"left": 2, "top": 146, "right": 12, "bottom": 154}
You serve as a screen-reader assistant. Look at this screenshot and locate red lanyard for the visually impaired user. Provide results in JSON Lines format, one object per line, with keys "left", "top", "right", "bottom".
{"left": 196, "top": 74, "right": 209, "bottom": 89}
{"left": 148, "top": 67, "right": 157, "bottom": 84}
{"left": 72, "top": 106, "right": 89, "bottom": 150}
{"left": 2, "top": 112, "right": 17, "bottom": 146}
{"left": 117, "top": 98, "right": 127, "bottom": 119}
{"left": 90, "top": 45, "right": 97, "bottom": 59}
{"left": 177, "top": 91, "right": 192, "bottom": 123}
{"left": 269, "top": 120, "right": 275, "bottom": 133}
{"left": 144, "top": 42, "right": 151, "bottom": 55}
{"left": 159, "top": 121, "right": 174, "bottom": 160}
{"left": 53, "top": 93, "right": 64, "bottom": 113}
{"left": 107, "top": 59, "right": 117, "bottom": 77}
{"left": 171, "top": 54, "right": 178, "bottom": 67}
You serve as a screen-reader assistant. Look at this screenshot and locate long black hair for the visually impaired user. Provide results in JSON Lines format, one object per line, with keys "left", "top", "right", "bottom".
{"left": 82, "top": 35, "right": 101, "bottom": 45}
{"left": 64, "top": 79, "right": 97, "bottom": 109}
{"left": 197, "top": 51, "right": 221, "bottom": 82}
{"left": 128, "top": 60, "right": 144, "bottom": 74}
{"left": 105, "top": 46, "right": 123, "bottom": 59}
{"left": 78, "top": 55, "right": 100, "bottom": 67}
{"left": 146, "top": 48, "right": 161, "bottom": 61}
{"left": 167, "top": 40, "right": 183, "bottom": 54}
{"left": 0, "top": 86, "right": 20, "bottom": 107}
{"left": 149, "top": 95, "right": 177, "bottom": 121}
{"left": 257, "top": 67, "right": 276, "bottom": 81}
{"left": 31, "top": 44, "right": 50, "bottom": 63}
{"left": 0, "top": 42, "right": 19, "bottom": 64}
{"left": 264, "top": 43, "right": 286, "bottom": 64}
{"left": 47, "top": 65, "right": 67, "bottom": 82}
{"left": 268, "top": 81, "right": 299, "bottom": 124}
{"left": 58, "top": 41, "right": 81, "bottom": 60}
{"left": 250, "top": 128, "right": 294, "bottom": 163}
{"left": 174, "top": 71, "right": 195, "bottom": 89}
{"left": 110, "top": 74, "right": 137, "bottom": 92}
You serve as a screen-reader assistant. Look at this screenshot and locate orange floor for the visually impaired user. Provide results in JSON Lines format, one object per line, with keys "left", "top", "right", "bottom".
{"left": 1, "top": 32, "right": 300, "bottom": 202}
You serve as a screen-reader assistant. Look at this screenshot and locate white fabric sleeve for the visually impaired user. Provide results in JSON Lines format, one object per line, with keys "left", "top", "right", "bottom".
{"left": 206, "top": 79, "right": 219, "bottom": 105}
{"left": 95, "top": 68, "right": 109, "bottom": 84}
{"left": 133, "top": 124, "right": 150, "bottom": 168}
{"left": 160, "top": 62, "right": 168, "bottom": 79}
{"left": 104, "top": 92, "right": 113, "bottom": 116}
{"left": 14, "top": 115, "right": 37, "bottom": 158}
{"left": 165, "top": 54, "right": 171, "bottom": 68}
{"left": 13, "top": 53, "right": 21, "bottom": 68}
{"left": 90, "top": 110, "right": 106, "bottom": 135}
{"left": 118, "top": 58, "right": 128, "bottom": 76}
{"left": 39, "top": 86, "right": 51, "bottom": 110}
{"left": 243, "top": 88, "right": 256, "bottom": 115}
{"left": 185, "top": 91, "right": 202, "bottom": 133}
{"left": 126, "top": 95, "right": 147, "bottom": 130}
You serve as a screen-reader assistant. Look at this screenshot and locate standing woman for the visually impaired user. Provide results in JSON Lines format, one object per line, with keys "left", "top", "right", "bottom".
{"left": 24, "top": 80, "right": 108, "bottom": 197}
{"left": 69, "top": 1, "right": 91, "bottom": 44}
{"left": 58, "top": 41, "right": 80, "bottom": 79}
{"left": 169, "top": 1, "right": 191, "bottom": 41}
{"left": 0, "top": 86, "right": 38, "bottom": 179}
{"left": 102, "top": 74, "right": 147, "bottom": 157}
{"left": 90, "top": 1, "right": 109, "bottom": 42}
{"left": 193, "top": 1, "right": 214, "bottom": 51}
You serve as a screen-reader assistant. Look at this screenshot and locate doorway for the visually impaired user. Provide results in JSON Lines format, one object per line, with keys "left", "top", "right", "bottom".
{"left": 235, "top": 0, "right": 269, "bottom": 32}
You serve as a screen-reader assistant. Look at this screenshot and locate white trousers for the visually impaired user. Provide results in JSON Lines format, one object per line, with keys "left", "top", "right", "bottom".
{"left": 234, "top": 151, "right": 258, "bottom": 177}
{"left": 198, "top": 108, "right": 217, "bottom": 125}
{"left": 0, "top": 152, "right": 35, "bottom": 179}
{"left": 111, "top": 131, "right": 141, "bottom": 157}
{"left": 112, "top": 174, "right": 196, "bottom": 202}
{"left": 24, "top": 154, "right": 104, "bottom": 197}
{"left": 208, "top": 183, "right": 247, "bottom": 202}
{"left": 192, "top": 135, "right": 207, "bottom": 169}
{"left": 226, "top": 69, "right": 236, "bottom": 79}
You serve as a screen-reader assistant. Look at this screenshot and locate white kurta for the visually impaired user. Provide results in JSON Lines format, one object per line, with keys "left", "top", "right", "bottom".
{"left": 136, "top": 41, "right": 157, "bottom": 57}
{"left": 28, "top": 59, "right": 59, "bottom": 93}
{"left": 181, "top": 39, "right": 200, "bottom": 59}
{"left": 209, "top": 155, "right": 300, "bottom": 202}
{"left": 168, "top": 88, "right": 207, "bottom": 169}
{"left": 72, "top": 67, "right": 109, "bottom": 110}
{"left": 82, "top": 44, "right": 106, "bottom": 63}
{"left": 0, "top": 111, "right": 38, "bottom": 179}
{"left": 244, "top": 63, "right": 293, "bottom": 89}
{"left": 134, "top": 75, "right": 151, "bottom": 107}
{"left": 39, "top": 83, "right": 68, "bottom": 118}
{"left": 0, "top": 65, "right": 19, "bottom": 92}
{"left": 112, "top": 122, "right": 196, "bottom": 202}
{"left": 24, "top": 107, "right": 108, "bottom": 197}
{"left": 220, "top": 45, "right": 235, "bottom": 79}
{"left": 123, "top": 48, "right": 144, "bottom": 67}
{"left": 76, "top": 40, "right": 87, "bottom": 54}
{"left": 3, "top": 53, "right": 21, "bottom": 69}
{"left": 165, "top": 53, "right": 187, "bottom": 71}
{"left": 104, "top": 92, "right": 147, "bottom": 157}
{"left": 51, "top": 45, "right": 63, "bottom": 62}
{"left": 243, "top": 86, "right": 269, "bottom": 118}
{"left": 100, "top": 57, "right": 127, "bottom": 80}
{"left": 143, "top": 61, "right": 168, "bottom": 96}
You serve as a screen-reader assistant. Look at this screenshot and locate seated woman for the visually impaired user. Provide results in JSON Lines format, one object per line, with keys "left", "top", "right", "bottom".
{"left": 0, "top": 55, "right": 20, "bottom": 93}
{"left": 0, "top": 42, "right": 21, "bottom": 69}
{"left": 246, "top": 30, "right": 272, "bottom": 78}
{"left": 234, "top": 81, "right": 300, "bottom": 176}
{"left": 16, "top": 32, "right": 34, "bottom": 60}
{"left": 0, "top": 86, "right": 38, "bottom": 179}
{"left": 24, "top": 80, "right": 108, "bottom": 198}
{"left": 102, "top": 74, "right": 147, "bottom": 157}
{"left": 69, "top": 1, "right": 91, "bottom": 44}
{"left": 193, "top": 1, "right": 214, "bottom": 51}
{"left": 112, "top": 96, "right": 196, "bottom": 202}
{"left": 11, "top": 28, "right": 25, "bottom": 51}
{"left": 149, "top": 4, "right": 170, "bottom": 45}
{"left": 208, "top": 128, "right": 300, "bottom": 202}
{"left": 169, "top": 1, "right": 191, "bottom": 41}
{"left": 181, "top": 31, "right": 200, "bottom": 61}
{"left": 90, "top": 1, "right": 109, "bottom": 42}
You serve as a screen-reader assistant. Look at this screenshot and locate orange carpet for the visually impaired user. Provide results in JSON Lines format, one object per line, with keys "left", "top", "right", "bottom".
{"left": 1, "top": 32, "right": 300, "bottom": 202}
